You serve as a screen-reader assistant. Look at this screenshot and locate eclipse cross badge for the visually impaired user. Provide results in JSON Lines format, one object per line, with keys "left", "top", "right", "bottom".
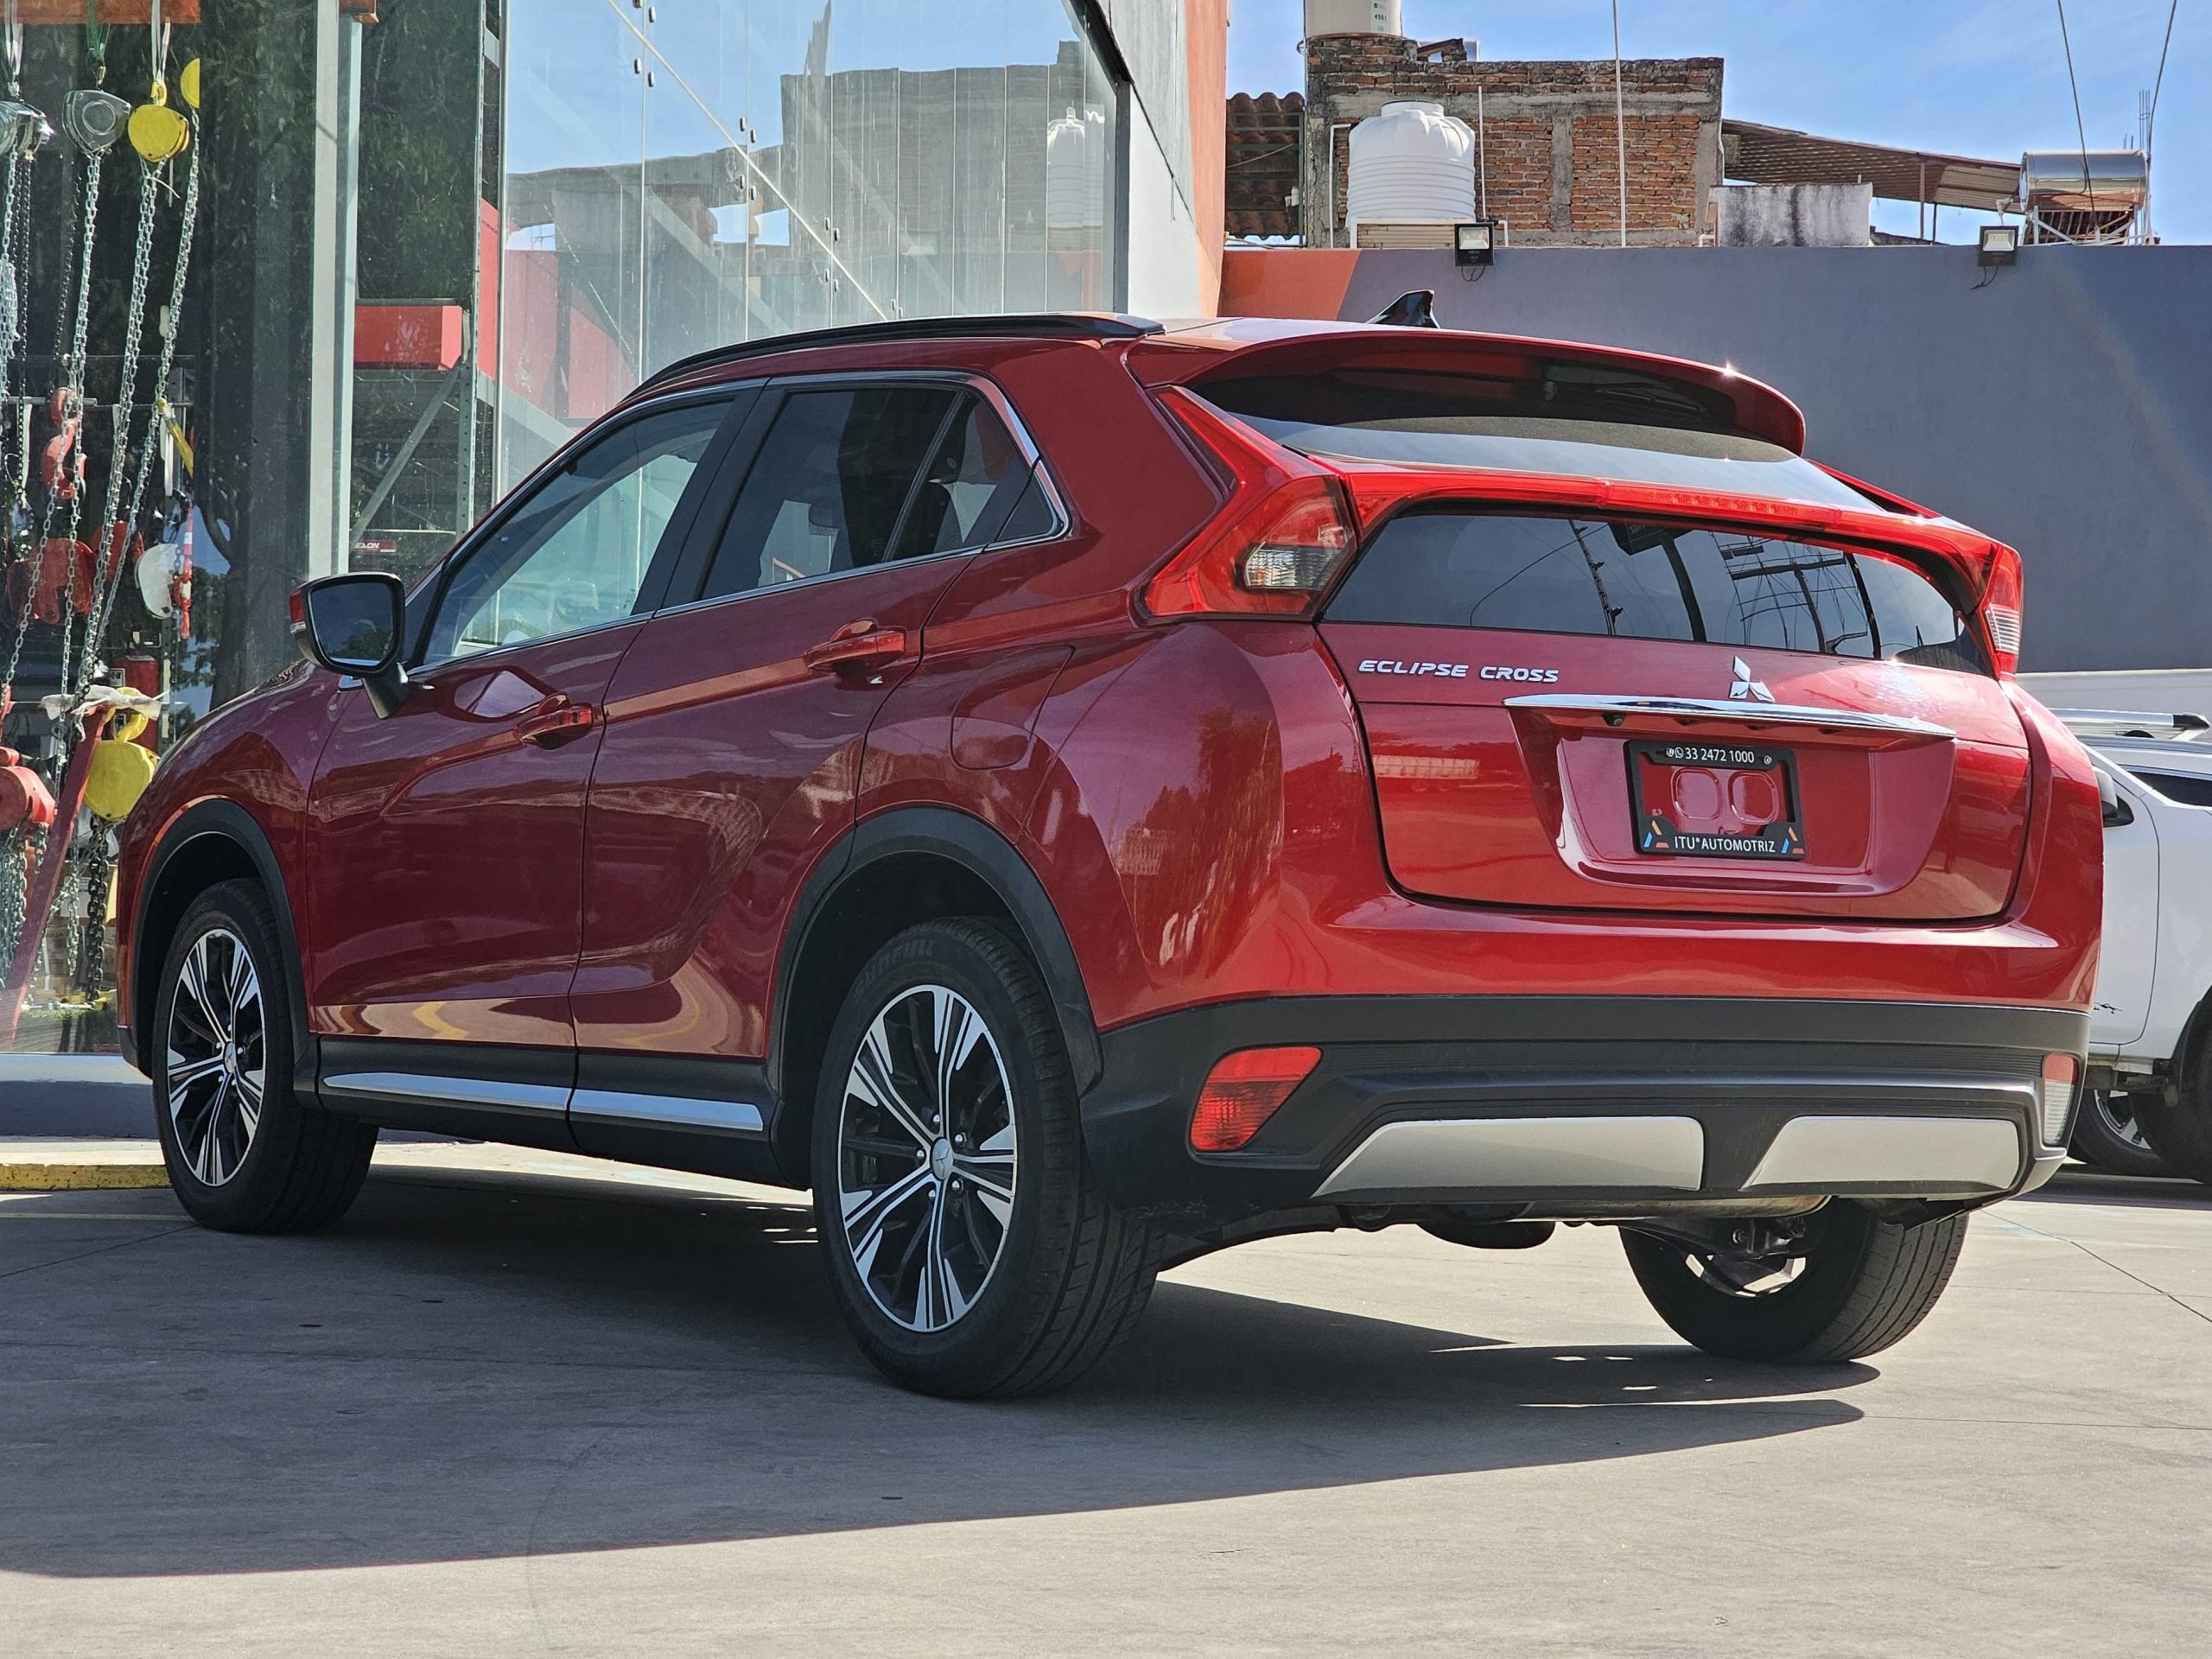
{"left": 1728, "top": 657, "right": 1776, "bottom": 703}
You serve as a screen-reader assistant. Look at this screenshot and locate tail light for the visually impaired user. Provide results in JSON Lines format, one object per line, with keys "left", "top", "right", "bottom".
{"left": 2039, "top": 1053, "right": 2080, "bottom": 1146}
{"left": 1143, "top": 389, "right": 1357, "bottom": 619}
{"left": 1190, "top": 1045, "right": 1322, "bottom": 1152}
{"left": 1979, "top": 542, "right": 2024, "bottom": 677}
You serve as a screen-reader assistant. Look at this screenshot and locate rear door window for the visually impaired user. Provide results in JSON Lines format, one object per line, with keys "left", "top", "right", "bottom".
{"left": 888, "top": 395, "right": 1044, "bottom": 558}
{"left": 1325, "top": 512, "right": 1987, "bottom": 675}
{"left": 696, "top": 385, "right": 957, "bottom": 601}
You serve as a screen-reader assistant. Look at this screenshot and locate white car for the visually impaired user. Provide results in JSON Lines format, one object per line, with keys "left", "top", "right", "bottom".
{"left": 2067, "top": 710, "right": 2212, "bottom": 1179}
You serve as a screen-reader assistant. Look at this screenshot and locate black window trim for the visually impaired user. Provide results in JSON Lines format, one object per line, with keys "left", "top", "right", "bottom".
{"left": 650, "top": 367, "right": 1073, "bottom": 624}
{"left": 404, "top": 385, "right": 754, "bottom": 674}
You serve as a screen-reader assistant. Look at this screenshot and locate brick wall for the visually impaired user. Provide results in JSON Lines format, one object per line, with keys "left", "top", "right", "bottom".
{"left": 1300, "top": 35, "right": 1723, "bottom": 247}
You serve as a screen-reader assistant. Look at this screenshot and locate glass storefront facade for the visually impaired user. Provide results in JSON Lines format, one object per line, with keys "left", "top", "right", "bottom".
{"left": 0, "top": 0, "right": 1193, "bottom": 1054}
{"left": 496, "top": 0, "right": 1122, "bottom": 482}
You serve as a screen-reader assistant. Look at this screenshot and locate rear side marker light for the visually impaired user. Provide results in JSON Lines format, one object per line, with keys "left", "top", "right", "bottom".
{"left": 1980, "top": 543, "right": 2024, "bottom": 677}
{"left": 2039, "top": 1053, "right": 2081, "bottom": 1147}
{"left": 1191, "top": 1045, "right": 1322, "bottom": 1152}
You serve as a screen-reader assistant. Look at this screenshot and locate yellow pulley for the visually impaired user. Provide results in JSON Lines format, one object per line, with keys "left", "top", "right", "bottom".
{"left": 85, "top": 712, "right": 159, "bottom": 823}
{"left": 128, "top": 86, "right": 189, "bottom": 164}
{"left": 179, "top": 59, "right": 200, "bottom": 111}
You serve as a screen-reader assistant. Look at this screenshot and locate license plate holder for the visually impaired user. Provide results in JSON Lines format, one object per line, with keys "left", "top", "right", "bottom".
{"left": 1629, "top": 740, "right": 1806, "bottom": 860}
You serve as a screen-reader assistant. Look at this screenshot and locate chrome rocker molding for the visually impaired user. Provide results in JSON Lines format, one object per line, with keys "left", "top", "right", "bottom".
{"left": 321, "top": 1072, "right": 766, "bottom": 1135}
{"left": 569, "top": 1088, "right": 766, "bottom": 1135}
{"left": 321, "top": 1071, "right": 570, "bottom": 1116}
{"left": 1742, "top": 1116, "right": 2024, "bottom": 1194}
{"left": 1313, "top": 1116, "right": 1707, "bottom": 1198}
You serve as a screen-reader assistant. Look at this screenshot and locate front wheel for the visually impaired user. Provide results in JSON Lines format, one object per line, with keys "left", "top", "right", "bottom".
{"left": 810, "top": 918, "right": 1157, "bottom": 1397}
{"left": 151, "top": 880, "right": 376, "bottom": 1232}
{"left": 1621, "top": 1201, "right": 1967, "bottom": 1363}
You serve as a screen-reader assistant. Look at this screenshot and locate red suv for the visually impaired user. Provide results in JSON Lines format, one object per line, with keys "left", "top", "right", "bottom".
{"left": 115, "top": 309, "right": 2101, "bottom": 1395}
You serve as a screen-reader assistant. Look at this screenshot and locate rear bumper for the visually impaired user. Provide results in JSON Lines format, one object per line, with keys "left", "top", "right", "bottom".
{"left": 1078, "top": 995, "right": 2083, "bottom": 1235}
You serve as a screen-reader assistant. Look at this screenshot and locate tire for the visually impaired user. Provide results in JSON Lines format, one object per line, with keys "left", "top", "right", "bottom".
{"left": 1620, "top": 1201, "right": 1967, "bottom": 1364}
{"left": 810, "top": 918, "right": 1157, "bottom": 1397}
{"left": 151, "top": 880, "right": 376, "bottom": 1233}
{"left": 2133, "top": 1037, "right": 2212, "bottom": 1188}
{"left": 2069, "top": 1089, "right": 2170, "bottom": 1178}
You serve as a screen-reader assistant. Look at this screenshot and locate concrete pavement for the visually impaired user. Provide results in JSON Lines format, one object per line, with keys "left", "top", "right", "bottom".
{"left": 2, "top": 1143, "right": 2208, "bottom": 1656}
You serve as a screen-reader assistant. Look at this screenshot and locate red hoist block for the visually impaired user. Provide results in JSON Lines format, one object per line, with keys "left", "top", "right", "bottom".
{"left": 0, "top": 763, "right": 54, "bottom": 834}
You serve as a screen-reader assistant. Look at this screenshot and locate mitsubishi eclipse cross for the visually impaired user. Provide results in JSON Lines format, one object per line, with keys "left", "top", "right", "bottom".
{"left": 114, "top": 310, "right": 2101, "bottom": 1395}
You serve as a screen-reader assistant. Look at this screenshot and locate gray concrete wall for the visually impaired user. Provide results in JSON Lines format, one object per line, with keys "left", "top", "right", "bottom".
{"left": 1714, "top": 183, "right": 1871, "bottom": 246}
{"left": 1336, "top": 245, "right": 2212, "bottom": 671}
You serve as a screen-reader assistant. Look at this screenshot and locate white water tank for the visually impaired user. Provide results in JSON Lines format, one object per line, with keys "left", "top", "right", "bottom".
{"left": 1346, "top": 100, "right": 1476, "bottom": 236}
{"left": 1306, "top": 0, "right": 1403, "bottom": 34}
{"left": 1046, "top": 106, "right": 1106, "bottom": 232}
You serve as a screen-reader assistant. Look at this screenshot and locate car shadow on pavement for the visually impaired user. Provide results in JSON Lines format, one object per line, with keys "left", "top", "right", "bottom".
{"left": 2021, "top": 1167, "right": 2212, "bottom": 1212}
{"left": 0, "top": 1166, "right": 1871, "bottom": 1579}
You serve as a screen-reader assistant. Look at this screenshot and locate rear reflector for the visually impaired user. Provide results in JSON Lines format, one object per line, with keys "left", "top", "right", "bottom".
{"left": 2039, "top": 1053, "right": 2080, "bottom": 1146}
{"left": 1191, "top": 1045, "right": 1322, "bottom": 1152}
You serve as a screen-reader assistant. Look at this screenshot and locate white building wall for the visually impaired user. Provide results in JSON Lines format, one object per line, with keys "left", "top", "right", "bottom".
{"left": 1124, "top": 97, "right": 1208, "bottom": 317}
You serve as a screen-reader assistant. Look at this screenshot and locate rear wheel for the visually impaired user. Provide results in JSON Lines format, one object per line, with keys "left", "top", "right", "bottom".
{"left": 1621, "top": 1201, "right": 1967, "bottom": 1363}
{"left": 810, "top": 918, "right": 1157, "bottom": 1397}
{"left": 2133, "top": 1026, "right": 2212, "bottom": 1187}
{"left": 2070, "top": 1089, "right": 2169, "bottom": 1177}
{"left": 152, "top": 880, "right": 376, "bottom": 1232}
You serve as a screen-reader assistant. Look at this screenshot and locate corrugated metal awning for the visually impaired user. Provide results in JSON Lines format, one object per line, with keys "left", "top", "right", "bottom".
{"left": 1723, "top": 119, "right": 2019, "bottom": 212}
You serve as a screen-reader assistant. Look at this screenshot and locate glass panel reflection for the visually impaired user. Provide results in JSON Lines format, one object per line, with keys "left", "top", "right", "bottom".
{"left": 501, "top": 0, "right": 1120, "bottom": 495}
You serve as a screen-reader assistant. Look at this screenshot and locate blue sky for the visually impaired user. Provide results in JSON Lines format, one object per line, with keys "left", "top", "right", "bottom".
{"left": 1228, "top": 1, "right": 2207, "bottom": 242}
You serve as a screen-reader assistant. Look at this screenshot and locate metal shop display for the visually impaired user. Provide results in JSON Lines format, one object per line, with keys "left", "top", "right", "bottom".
{"left": 0, "top": 3, "right": 199, "bottom": 1049}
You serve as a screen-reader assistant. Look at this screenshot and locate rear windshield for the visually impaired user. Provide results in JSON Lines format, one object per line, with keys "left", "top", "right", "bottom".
{"left": 1198, "top": 369, "right": 1885, "bottom": 512}
{"left": 1325, "top": 511, "right": 1990, "bottom": 677}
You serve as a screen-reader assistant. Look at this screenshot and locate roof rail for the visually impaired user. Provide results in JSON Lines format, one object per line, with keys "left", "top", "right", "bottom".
{"left": 2055, "top": 708, "right": 2212, "bottom": 737}
{"left": 632, "top": 312, "right": 1164, "bottom": 398}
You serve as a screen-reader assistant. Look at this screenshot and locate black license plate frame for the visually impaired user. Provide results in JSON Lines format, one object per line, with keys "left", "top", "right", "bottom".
{"left": 1628, "top": 739, "right": 1807, "bottom": 861}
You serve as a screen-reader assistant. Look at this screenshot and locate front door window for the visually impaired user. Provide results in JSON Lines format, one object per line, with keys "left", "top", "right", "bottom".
{"left": 425, "top": 400, "right": 726, "bottom": 664}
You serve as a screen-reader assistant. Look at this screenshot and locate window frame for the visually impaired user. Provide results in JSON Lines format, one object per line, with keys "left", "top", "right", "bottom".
{"left": 652, "top": 369, "right": 1072, "bottom": 620}
{"left": 405, "top": 387, "right": 753, "bottom": 673}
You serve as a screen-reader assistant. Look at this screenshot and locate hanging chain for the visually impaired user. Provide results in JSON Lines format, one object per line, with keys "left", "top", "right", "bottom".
{"left": 0, "top": 146, "right": 24, "bottom": 565}
{"left": 0, "top": 822, "right": 32, "bottom": 968}
{"left": 71, "top": 157, "right": 160, "bottom": 696}
{"left": 83, "top": 131, "right": 194, "bottom": 676}
{"left": 49, "top": 146, "right": 104, "bottom": 700}
{"left": 0, "top": 154, "right": 86, "bottom": 706}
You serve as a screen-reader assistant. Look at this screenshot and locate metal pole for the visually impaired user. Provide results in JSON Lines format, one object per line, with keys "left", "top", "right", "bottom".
{"left": 1477, "top": 83, "right": 1488, "bottom": 219}
{"left": 1611, "top": 0, "right": 1627, "bottom": 247}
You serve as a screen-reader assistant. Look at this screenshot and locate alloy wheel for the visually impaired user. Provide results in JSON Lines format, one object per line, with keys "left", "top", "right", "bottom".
{"left": 836, "top": 984, "right": 1017, "bottom": 1332}
{"left": 2094, "top": 1090, "right": 2153, "bottom": 1153}
{"left": 1684, "top": 1250, "right": 1808, "bottom": 1296}
{"left": 163, "top": 926, "right": 266, "bottom": 1187}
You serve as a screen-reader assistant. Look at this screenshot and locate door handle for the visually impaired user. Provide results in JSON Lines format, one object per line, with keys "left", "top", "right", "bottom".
{"left": 515, "top": 697, "right": 599, "bottom": 747}
{"left": 803, "top": 619, "right": 909, "bottom": 678}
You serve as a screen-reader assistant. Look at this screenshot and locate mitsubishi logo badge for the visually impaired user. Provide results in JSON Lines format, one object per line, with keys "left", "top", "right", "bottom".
{"left": 1729, "top": 657, "right": 1775, "bottom": 703}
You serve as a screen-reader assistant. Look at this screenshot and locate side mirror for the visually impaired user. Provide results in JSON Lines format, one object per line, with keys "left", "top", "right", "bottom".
{"left": 2096, "top": 766, "right": 2134, "bottom": 828}
{"left": 290, "top": 572, "right": 410, "bottom": 717}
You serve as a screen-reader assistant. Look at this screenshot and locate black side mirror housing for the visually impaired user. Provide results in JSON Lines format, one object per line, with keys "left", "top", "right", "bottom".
{"left": 2096, "top": 766, "right": 2134, "bottom": 828}
{"left": 290, "top": 572, "right": 411, "bottom": 718}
